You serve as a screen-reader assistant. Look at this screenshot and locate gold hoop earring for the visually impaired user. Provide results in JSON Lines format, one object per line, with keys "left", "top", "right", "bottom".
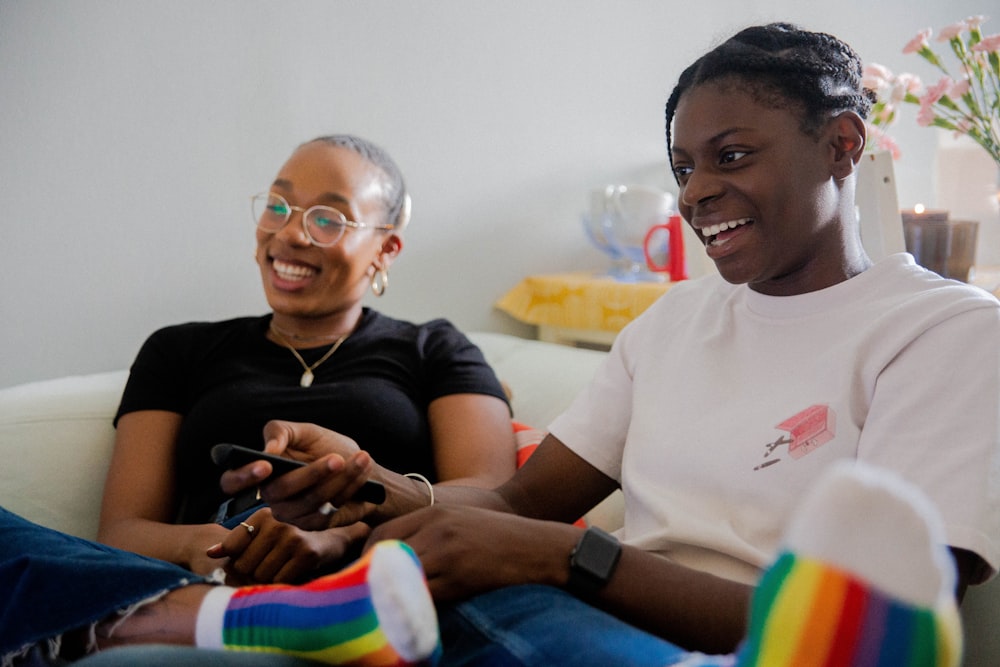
{"left": 371, "top": 267, "right": 389, "bottom": 297}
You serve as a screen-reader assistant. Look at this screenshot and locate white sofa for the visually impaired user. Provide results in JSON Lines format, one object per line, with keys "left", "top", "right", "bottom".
{"left": 1, "top": 331, "right": 996, "bottom": 664}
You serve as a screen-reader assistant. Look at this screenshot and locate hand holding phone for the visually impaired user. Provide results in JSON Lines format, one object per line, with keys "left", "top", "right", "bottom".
{"left": 211, "top": 443, "right": 386, "bottom": 505}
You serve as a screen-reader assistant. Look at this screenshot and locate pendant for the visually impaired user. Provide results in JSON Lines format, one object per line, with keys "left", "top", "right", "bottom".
{"left": 300, "top": 370, "right": 314, "bottom": 388}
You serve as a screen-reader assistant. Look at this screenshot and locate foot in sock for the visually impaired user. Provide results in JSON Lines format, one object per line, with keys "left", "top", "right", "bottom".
{"left": 196, "top": 539, "right": 441, "bottom": 666}
{"left": 735, "top": 460, "right": 962, "bottom": 667}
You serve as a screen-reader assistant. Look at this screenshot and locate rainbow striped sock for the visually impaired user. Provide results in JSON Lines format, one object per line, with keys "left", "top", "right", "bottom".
{"left": 733, "top": 461, "right": 962, "bottom": 667}
{"left": 207, "top": 540, "right": 440, "bottom": 666}
{"left": 736, "top": 551, "right": 961, "bottom": 667}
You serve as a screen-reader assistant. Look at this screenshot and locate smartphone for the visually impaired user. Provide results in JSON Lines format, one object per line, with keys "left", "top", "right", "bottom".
{"left": 211, "top": 443, "right": 386, "bottom": 505}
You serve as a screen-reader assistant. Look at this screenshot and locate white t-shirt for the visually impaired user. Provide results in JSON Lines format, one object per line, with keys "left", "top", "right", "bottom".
{"left": 550, "top": 254, "right": 1000, "bottom": 585}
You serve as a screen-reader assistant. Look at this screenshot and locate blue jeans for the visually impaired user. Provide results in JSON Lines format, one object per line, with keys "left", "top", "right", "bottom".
{"left": 0, "top": 507, "right": 206, "bottom": 661}
{"left": 1, "top": 506, "right": 737, "bottom": 666}
{"left": 438, "top": 584, "right": 733, "bottom": 667}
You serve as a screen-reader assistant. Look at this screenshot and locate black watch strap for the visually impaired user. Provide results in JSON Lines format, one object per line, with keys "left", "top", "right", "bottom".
{"left": 567, "top": 526, "right": 622, "bottom": 596}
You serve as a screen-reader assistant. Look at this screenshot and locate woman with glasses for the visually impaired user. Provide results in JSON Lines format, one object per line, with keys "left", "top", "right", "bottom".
{"left": 96, "top": 135, "right": 516, "bottom": 586}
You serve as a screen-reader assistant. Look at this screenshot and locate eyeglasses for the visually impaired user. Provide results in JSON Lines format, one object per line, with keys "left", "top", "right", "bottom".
{"left": 251, "top": 192, "right": 394, "bottom": 247}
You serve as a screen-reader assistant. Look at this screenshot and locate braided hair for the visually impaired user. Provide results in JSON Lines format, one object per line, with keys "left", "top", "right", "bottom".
{"left": 664, "top": 23, "right": 876, "bottom": 176}
{"left": 305, "top": 134, "right": 410, "bottom": 230}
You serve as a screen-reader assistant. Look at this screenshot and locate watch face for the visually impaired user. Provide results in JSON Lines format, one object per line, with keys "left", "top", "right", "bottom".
{"left": 572, "top": 527, "right": 622, "bottom": 582}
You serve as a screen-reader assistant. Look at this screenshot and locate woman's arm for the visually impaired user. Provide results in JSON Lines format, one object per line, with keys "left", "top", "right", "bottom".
{"left": 373, "top": 504, "right": 751, "bottom": 653}
{"left": 371, "top": 434, "right": 752, "bottom": 653}
{"left": 98, "top": 410, "right": 228, "bottom": 574}
{"left": 426, "top": 393, "right": 516, "bottom": 488}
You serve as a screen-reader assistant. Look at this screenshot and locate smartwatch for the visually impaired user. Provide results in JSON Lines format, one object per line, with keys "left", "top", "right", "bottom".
{"left": 567, "top": 526, "right": 622, "bottom": 595}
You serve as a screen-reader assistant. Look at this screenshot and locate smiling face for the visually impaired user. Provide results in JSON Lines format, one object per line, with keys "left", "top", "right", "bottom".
{"left": 670, "top": 79, "right": 866, "bottom": 296}
{"left": 255, "top": 141, "right": 401, "bottom": 333}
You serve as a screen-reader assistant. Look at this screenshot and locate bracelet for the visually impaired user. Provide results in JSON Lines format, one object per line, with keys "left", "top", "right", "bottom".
{"left": 403, "top": 472, "right": 435, "bottom": 507}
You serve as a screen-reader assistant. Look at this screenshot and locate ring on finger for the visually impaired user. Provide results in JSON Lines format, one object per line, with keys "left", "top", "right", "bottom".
{"left": 239, "top": 521, "right": 255, "bottom": 535}
{"left": 318, "top": 502, "right": 337, "bottom": 516}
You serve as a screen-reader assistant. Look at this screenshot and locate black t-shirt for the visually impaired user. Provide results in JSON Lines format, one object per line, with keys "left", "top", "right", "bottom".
{"left": 115, "top": 309, "right": 508, "bottom": 523}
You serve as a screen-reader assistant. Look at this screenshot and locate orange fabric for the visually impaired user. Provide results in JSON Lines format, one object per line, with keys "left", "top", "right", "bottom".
{"left": 512, "top": 421, "right": 587, "bottom": 528}
{"left": 513, "top": 422, "right": 546, "bottom": 468}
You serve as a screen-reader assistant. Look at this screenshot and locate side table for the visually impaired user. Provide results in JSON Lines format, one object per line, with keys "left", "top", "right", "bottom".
{"left": 495, "top": 273, "right": 674, "bottom": 347}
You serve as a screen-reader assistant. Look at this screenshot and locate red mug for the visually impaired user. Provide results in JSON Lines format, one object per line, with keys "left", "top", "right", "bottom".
{"left": 643, "top": 214, "right": 688, "bottom": 281}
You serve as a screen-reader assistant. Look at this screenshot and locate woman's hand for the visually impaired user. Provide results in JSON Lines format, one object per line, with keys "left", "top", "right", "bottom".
{"left": 218, "top": 420, "right": 363, "bottom": 494}
{"left": 368, "top": 505, "right": 580, "bottom": 602}
{"left": 206, "top": 507, "right": 372, "bottom": 584}
{"left": 218, "top": 420, "right": 377, "bottom": 529}
{"left": 181, "top": 522, "right": 232, "bottom": 577}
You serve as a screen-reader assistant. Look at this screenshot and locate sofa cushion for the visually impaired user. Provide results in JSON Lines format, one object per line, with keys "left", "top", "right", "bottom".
{"left": 467, "top": 332, "right": 607, "bottom": 429}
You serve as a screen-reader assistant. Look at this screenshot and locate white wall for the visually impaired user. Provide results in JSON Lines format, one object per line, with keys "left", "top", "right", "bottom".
{"left": 2, "top": 0, "right": 994, "bottom": 388}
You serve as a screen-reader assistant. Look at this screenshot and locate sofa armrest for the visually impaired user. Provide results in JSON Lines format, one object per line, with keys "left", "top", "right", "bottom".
{"left": 0, "top": 370, "right": 127, "bottom": 541}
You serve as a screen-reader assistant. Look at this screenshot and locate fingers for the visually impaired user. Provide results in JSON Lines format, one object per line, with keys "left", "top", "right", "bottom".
{"left": 366, "top": 506, "right": 568, "bottom": 603}
{"left": 246, "top": 420, "right": 373, "bottom": 527}
{"left": 209, "top": 510, "right": 314, "bottom": 583}
{"left": 261, "top": 420, "right": 361, "bottom": 460}
{"left": 365, "top": 507, "right": 472, "bottom": 601}
{"left": 263, "top": 451, "right": 376, "bottom": 527}
{"left": 261, "top": 420, "right": 294, "bottom": 455}
{"left": 207, "top": 512, "right": 264, "bottom": 560}
{"left": 208, "top": 510, "right": 371, "bottom": 584}
{"left": 367, "top": 505, "right": 434, "bottom": 545}
{"left": 219, "top": 460, "right": 273, "bottom": 495}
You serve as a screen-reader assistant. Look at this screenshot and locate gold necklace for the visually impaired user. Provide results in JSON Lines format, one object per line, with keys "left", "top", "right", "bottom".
{"left": 269, "top": 324, "right": 349, "bottom": 388}
{"left": 270, "top": 321, "right": 346, "bottom": 344}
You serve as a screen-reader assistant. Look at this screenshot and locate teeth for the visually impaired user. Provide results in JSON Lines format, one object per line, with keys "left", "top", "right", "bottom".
{"left": 273, "top": 259, "right": 316, "bottom": 281}
{"left": 701, "top": 217, "right": 752, "bottom": 238}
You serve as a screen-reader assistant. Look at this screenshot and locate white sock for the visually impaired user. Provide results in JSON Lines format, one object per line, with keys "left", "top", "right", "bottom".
{"left": 737, "top": 459, "right": 963, "bottom": 667}
{"left": 783, "top": 459, "right": 955, "bottom": 607}
{"left": 193, "top": 585, "right": 235, "bottom": 650}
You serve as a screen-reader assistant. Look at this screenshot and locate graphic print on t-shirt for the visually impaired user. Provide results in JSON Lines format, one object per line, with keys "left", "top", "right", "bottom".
{"left": 753, "top": 404, "right": 836, "bottom": 471}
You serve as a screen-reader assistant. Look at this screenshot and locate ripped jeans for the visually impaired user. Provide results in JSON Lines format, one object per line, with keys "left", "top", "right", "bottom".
{"left": 0, "top": 508, "right": 207, "bottom": 665}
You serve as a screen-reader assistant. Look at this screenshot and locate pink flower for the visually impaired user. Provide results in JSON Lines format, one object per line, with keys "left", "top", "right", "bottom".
{"left": 874, "top": 105, "right": 895, "bottom": 124}
{"left": 866, "top": 124, "right": 900, "bottom": 158}
{"left": 887, "top": 74, "right": 921, "bottom": 104}
{"left": 862, "top": 63, "right": 893, "bottom": 89}
{"left": 897, "top": 73, "right": 923, "bottom": 96}
{"left": 864, "top": 16, "right": 999, "bottom": 167}
{"left": 876, "top": 134, "right": 902, "bottom": 159}
{"left": 937, "top": 22, "right": 966, "bottom": 41}
{"left": 916, "top": 103, "right": 937, "bottom": 127}
{"left": 919, "top": 77, "right": 952, "bottom": 106}
{"left": 904, "top": 28, "right": 933, "bottom": 54}
{"left": 950, "top": 78, "right": 971, "bottom": 98}
{"left": 965, "top": 15, "right": 986, "bottom": 31}
{"left": 972, "top": 34, "right": 1000, "bottom": 52}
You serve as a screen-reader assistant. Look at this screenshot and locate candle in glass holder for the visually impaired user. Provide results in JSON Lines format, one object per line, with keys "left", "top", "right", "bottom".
{"left": 900, "top": 204, "right": 949, "bottom": 224}
{"left": 900, "top": 204, "right": 978, "bottom": 282}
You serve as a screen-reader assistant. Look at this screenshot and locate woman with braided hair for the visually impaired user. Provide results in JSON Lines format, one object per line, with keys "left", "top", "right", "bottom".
{"left": 235, "top": 23, "right": 999, "bottom": 665}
